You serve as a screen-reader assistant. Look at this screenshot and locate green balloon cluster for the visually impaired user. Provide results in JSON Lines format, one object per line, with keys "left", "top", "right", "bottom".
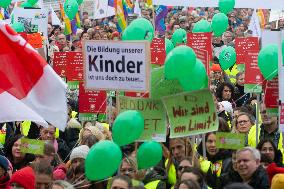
{"left": 122, "top": 18, "right": 154, "bottom": 42}
{"left": 64, "top": 0, "right": 79, "bottom": 19}
{"left": 211, "top": 13, "right": 228, "bottom": 37}
{"left": 85, "top": 140, "right": 122, "bottom": 181}
{"left": 165, "top": 46, "right": 208, "bottom": 91}
{"left": 137, "top": 141, "right": 162, "bottom": 169}
{"left": 258, "top": 44, "right": 278, "bottom": 80}
{"left": 112, "top": 110, "right": 144, "bottom": 146}
{"left": 219, "top": 46, "right": 236, "bottom": 70}
{"left": 192, "top": 19, "right": 212, "bottom": 33}
{"left": 20, "top": 1, "right": 33, "bottom": 8}
{"left": 11, "top": 22, "right": 25, "bottom": 32}
{"left": 27, "top": 0, "right": 38, "bottom": 6}
{"left": 219, "top": 0, "right": 235, "bottom": 14}
{"left": 0, "top": 0, "right": 12, "bottom": 8}
{"left": 165, "top": 38, "right": 174, "bottom": 55}
{"left": 171, "top": 28, "right": 187, "bottom": 46}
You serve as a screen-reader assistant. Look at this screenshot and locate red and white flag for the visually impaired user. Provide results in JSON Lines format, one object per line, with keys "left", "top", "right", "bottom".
{"left": 0, "top": 23, "right": 68, "bottom": 131}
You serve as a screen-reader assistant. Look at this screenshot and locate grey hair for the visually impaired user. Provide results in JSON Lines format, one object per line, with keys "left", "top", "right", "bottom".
{"left": 52, "top": 180, "right": 75, "bottom": 189}
{"left": 236, "top": 147, "right": 261, "bottom": 160}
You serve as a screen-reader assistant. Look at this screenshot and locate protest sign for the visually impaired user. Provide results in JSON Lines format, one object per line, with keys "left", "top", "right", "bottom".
{"left": 27, "top": 32, "right": 42, "bottom": 49}
{"left": 81, "top": 0, "right": 95, "bottom": 17}
{"left": 264, "top": 77, "right": 279, "bottom": 115}
{"left": 20, "top": 138, "right": 44, "bottom": 155}
{"left": 244, "top": 50, "right": 263, "bottom": 93}
{"left": 125, "top": 92, "right": 149, "bottom": 98}
{"left": 187, "top": 32, "right": 212, "bottom": 62}
{"left": 79, "top": 82, "right": 107, "bottom": 114}
{"left": 83, "top": 40, "right": 150, "bottom": 92}
{"left": 162, "top": 90, "right": 218, "bottom": 138}
{"left": 235, "top": 37, "right": 259, "bottom": 64}
{"left": 53, "top": 52, "right": 67, "bottom": 77}
{"left": 150, "top": 38, "right": 166, "bottom": 65}
{"left": 193, "top": 48, "right": 210, "bottom": 75}
{"left": 93, "top": 0, "right": 115, "bottom": 19}
{"left": 118, "top": 96, "right": 167, "bottom": 142}
{"left": 13, "top": 7, "right": 48, "bottom": 37}
{"left": 216, "top": 132, "right": 245, "bottom": 150}
{"left": 269, "top": 10, "right": 284, "bottom": 22}
{"left": 66, "top": 52, "right": 84, "bottom": 81}
{"left": 79, "top": 113, "right": 98, "bottom": 122}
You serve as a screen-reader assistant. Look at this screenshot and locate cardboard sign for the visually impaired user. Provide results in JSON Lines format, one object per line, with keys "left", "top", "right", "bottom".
{"left": 27, "top": 33, "right": 42, "bottom": 49}
{"left": 118, "top": 96, "right": 167, "bottom": 142}
{"left": 125, "top": 92, "right": 149, "bottom": 98}
{"left": 264, "top": 77, "right": 279, "bottom": 115}
{"left": 216, "top": 132, "right": 245, "bottom": 150}
{"left": 83, "top": 40, "right": 151, "bottom": 92}
{"left": 150, "top": 38, "right": 166, "bottom": 65}
{"left": 53, "top": 52, "right": 67, "bottom": 77}
{"left": 79, "top": 82, "right": 107, "bottom": 113}
{"left": 162, "top": 90, "right": 218, "bottom": 138}
{"left": 187, "top": 32, "right": 212, "bottom": 61}
{"left": 66, "top": 52, "right": 84, "bottom": 81}
{"left": 20, "top": 138, "right": 44, "bottom": 155}
{"left": 235, "top": 37, "right": 259, "bottom": 64}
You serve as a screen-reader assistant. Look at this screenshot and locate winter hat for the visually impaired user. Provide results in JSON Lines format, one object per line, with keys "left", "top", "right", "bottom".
{"left": 219, "top": 101, "right": 233, "bottom": 115}
{"left": 211, "top": 63, "right": 222, "bottom": 72}
{"left": 53, "top": 165, "right": 67, "bottom": 180}
{"left": 271, "top": 174, "right": 284, "bottom": 189}
{"left": 85, "top": 126, "right": 105, "bottom": 141}
{"left": 70, "top": 145, "right": 90, "bottom": 161}
{"left": 10, "top": 167, "right": 35, "bottom": 189}
{"left": 0, "top": 155, "right": 9, "bottom": 172}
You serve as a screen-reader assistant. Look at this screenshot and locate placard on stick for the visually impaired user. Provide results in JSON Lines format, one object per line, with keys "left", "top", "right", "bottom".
{"left": 118, "top": 96, "right": 167, "bottom": 142}
{"left": 83, "top": 40, "right": 151, "bottom": 92}
{"left": 216, "top": 132, "right": 245, "bottom": 150}
{"left": 162, "top": 90, "right": 218, "bottom": 138}
{"left": 20, "top": 138, "right": 44, "bottom": 155}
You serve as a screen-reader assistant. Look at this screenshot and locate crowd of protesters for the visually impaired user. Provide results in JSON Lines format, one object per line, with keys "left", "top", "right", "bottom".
{"left": 1, "top": 0, "right": 284, "bottom": 189}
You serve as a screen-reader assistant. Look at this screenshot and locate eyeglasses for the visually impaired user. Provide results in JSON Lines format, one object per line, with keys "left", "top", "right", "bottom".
{"left": 237, "top": 120, "right": 249, "bottom": 124}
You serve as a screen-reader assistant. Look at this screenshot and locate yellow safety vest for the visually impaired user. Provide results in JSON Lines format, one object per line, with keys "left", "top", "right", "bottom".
{"left": 21, "top": 120, "right": 60, "bottom": 138}
{"left": 165, "top": 159, "right": 177, "bottom": 186}
{"left": 200, "top": 159, "right": 223, "bottom": 177}
{"left": 145, "top": 180, "right": 160, "bottom": 189}
{"left": 225, "top": 64, "right": 238, "bottom": 84}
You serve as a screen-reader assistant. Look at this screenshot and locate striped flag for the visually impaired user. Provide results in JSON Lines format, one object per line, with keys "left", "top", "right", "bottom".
{"left": 155, "top": 5, "right": 167, "bottom": 35}
{"left": 257, "top": 9, "right": 267, "bottom": 29}
{"left": 115, "top": 0, "right": 127, "bottom": 32}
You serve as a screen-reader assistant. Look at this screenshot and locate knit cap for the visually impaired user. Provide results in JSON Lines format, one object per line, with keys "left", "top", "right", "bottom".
{"left": 271, "top": 174, "right": 284, "bottom": 189}
{"left": 70, "top": 145, "right": 90, "bottom": 161}
{"left": 0, "top": 155, "right": 8, "bottom": 172}
{"left": 211, "top": 63, "right": 222, "bottom": 72}
{"left": 10, "top": 167, "right": 35, "bottom": 189}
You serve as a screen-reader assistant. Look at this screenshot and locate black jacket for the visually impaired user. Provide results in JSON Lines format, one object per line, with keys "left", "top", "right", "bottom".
{"left": 246, "top": 166, "right": 269, "bottom": 189}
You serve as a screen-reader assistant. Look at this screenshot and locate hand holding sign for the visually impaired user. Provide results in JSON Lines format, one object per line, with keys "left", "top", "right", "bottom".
{"left": 112, "top": 110, "right": 144, "bottom": 146}
{"left": 137, "top": 141, "right": 162, "bottom": 169}
{"left": 258, "top": 44, "right": 278, "bottom": 80}
{"left": 85, "top": 140, "right": 122, "bottom": 181}
{"left": 219, "top": 46, "right": 236, "bottom": 70}
{"left": 192, "top": 19, "right": 212, "bottom": 33}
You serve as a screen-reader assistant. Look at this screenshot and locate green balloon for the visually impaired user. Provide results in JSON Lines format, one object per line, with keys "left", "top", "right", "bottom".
{"left": 122, "top": 18, "right": 154, "bottom": 41}
{"left": 192, "top": 19, "right": 212, "bottom": 33}
{"left": 151, "top": 67, "right": 183, "bottom": 99}
{"left": 76, "top": 0, "right": 83, "bottom": 5}
{"left": 219, "top": 46, "right": 236, "bottom": 70}
{"left": 11, "top": 22, "right": 25, "bottom": 32}
{"left": 137, "top": 141, "right": 162, "bottom": 169}
{"left": 258, "top": 44, "right": 278, "bottom": 80}
{"left": 219, "top": 0, "right": 235, "bottom": 14}
{"left": 64, "top": 0, "right": 79, "bottom": 19}
{"left": 27, "top": 0, "right": 38, "bottom": 6}
{"left": 211, "top": 13, "right": 228, "bottom": 37}
{"left": 0, "top": 0, "right": 12, "bottom": 8}
{"left": 172, "top": 28, "right": 187, "bottom": 46}
{"left": 165, "top": 45, "right": 196, "bottom": 80}
{"left": 112, "top": 110, "right": 144, "bottom": 146}
{"left": 20, "top": 1, "right": 33, "bottom": 8}
{"left": 179, "top": 59, "right": 207, "bottom": 91}
{"left": 165, "top": 38, "right": 174, "bottom": 55}
{"left": 85, "top": 141, "right": 122, "bottom": 181}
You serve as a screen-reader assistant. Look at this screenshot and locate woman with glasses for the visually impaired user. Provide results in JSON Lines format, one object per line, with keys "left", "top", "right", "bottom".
{"left": 233, "top": 112, "right": 254, "bottom": 134}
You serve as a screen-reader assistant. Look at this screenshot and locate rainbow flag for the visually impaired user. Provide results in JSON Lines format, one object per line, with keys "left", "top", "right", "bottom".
{"left": 60, "top": 2, "right": 80, "bottom": 35}
{"left": 115, "top": 0, "right": 127, "bottom": 32}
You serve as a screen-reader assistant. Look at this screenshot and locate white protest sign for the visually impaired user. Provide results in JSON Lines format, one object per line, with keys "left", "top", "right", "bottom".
{"left": 13, "top": 7, "right": 48, "bottom": 37}
{"left": 248, "top": 10, "right": 261, "bottom": 38}
{"left": 93, "top": 0, "right": 115, "bottom": 19}
{"left": 83, "top": 40, "right": 151, "bottom": 92}
{"left": 269, "top": 10, "right": 284, "bottom": 22}
{"left": 153, "top": 0, "right": 284, "bottom": 9}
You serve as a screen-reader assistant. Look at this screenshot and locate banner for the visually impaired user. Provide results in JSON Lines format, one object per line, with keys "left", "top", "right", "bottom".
{"left": 83, "top": 40, "right": 151, "bottom": 92}
{"left": 118, "top": 96, "right": 167, "bottom": 142}
{"left": 66, "top": 52, "right": 84, "bottom": 81}
{"left": 13, "top": 7, "right": 48, "bottom": 37}
{"left": 79, "top": 82, "right": 107, "bottom": 114}
{"left": 235, "top": 37, "right": 259, "bottom": 64}
{"left": 125, "top": 92, "right": 149, "bottom": 98}
{"left": 20, "top": 138, "right": 44, "bottom": 155}
{"left": 53, "top": 52, "right": 67, "bottom": 77}
{"left": 151, "top": 38, "right": 166, "bottom": 65}
{"left": 162, "top": 90, "right": 218, "bottom": 138}
{"left": 264, "top": 77, "right": 279, "bottom": 115}
{"left": 216, "top": 132, "right": 245, "bottom": 150}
